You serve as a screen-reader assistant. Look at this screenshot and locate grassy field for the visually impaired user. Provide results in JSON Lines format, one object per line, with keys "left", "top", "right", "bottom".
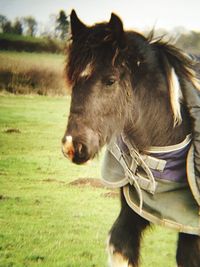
{"left": 0, "top": 33, "right": 63, "bottom": 53}
{"left": 0, "top": 93, "right": 178, "bottom": 267}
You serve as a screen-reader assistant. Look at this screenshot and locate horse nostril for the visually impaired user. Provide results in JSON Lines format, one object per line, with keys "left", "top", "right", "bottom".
{"left": 74, "top": 142, "right": 88, "bottom": 160}
{"left": 77, "top": 143, "right": 84, "bottom": 157}
{"left": 62, "top": 135, "right": 90, "bottom": 164}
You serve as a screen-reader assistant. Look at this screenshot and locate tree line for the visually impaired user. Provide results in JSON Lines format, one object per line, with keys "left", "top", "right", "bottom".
{"left": 0, "top": 10, "right": 69, "bottom": 40}
{"left": 0, "top": 10, "right": 200, "bottom": 54}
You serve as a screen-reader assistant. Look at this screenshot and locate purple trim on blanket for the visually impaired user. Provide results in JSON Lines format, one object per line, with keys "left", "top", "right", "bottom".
{"left": 117, "top": 136, "right": 191, "bottom": 183}
{"left": 150, "top": 142, "right": 191, "bottom": 183}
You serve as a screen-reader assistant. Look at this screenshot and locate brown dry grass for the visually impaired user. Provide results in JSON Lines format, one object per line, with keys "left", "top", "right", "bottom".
{"left": 0, "top": 51, "right": 67, "bottom": 95}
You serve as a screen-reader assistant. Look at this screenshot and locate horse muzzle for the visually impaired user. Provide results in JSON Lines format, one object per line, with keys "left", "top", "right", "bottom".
{"left": 62, "top": 130, "right": 99, "bottom": 164}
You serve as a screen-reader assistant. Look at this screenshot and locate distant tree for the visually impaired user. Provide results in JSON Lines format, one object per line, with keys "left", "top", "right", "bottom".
{"left": 13, "top": 19, "right": 23, "bottom": 35}
{"left": 0, "top": 15, "right": 8, "bottom": 32}
{"left": 176, "top": 31, "right": 200, "bottom": 54}
{"left": 39, "top": 14, "right": 57, "bottom": 38}
{"left": 23, "top": 16, "right": 37, "bottom": 36}
{"left": 56, "top": 10, "right": 69, "bottom": 40}
{"left": 2, "top": 21, "right": 13, "bottom": 33}
{"left": 0, "top": 14, "right": 7, "bottom": 23}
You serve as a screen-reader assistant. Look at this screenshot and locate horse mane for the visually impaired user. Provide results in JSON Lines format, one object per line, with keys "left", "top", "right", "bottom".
{"left": 66, "top": 24, "right": 200, "bottom": 90}
{"left": 148, "top": 35, "right": 200, "bottom": 125}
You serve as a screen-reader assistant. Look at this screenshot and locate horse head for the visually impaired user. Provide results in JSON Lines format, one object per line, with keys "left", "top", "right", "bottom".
{"left": 62, "top": 10, "right": 194, "bottom": 164}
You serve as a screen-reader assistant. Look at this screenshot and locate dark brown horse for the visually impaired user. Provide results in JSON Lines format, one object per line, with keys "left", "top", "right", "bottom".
{"left": 62, "top": 10, "right": 200, "bottom": 267}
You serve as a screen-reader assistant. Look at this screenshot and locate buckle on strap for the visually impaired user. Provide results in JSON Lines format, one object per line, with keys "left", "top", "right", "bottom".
{"left": 121, "top": 135, "right": 157, "bottom": 193}
{"left": 107, "top": 140, "right": 158, "bottom": 214}
{"left": 141, "top": 155, "right": 166, "bottom": 172}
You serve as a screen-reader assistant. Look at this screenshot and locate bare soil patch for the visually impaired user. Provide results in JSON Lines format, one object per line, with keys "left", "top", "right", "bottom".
{"left": 4, "top": 128, "right": 21, "bottom": 133}
{"left": 69, "top": 178, "right": 104, "bottom": 188}
{"left": 42, "top": 178, "right": 66, "bottom": 184}
{"left": 42, "top": 178, "right": 118, "bottom": 198}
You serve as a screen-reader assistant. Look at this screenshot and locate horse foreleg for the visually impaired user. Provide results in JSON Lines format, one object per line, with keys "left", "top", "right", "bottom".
{"left": 176, "top": 233, "right": 200, "bottom": 267}
{"left": 107, "top": 188, "right": 149, "bottom": 267}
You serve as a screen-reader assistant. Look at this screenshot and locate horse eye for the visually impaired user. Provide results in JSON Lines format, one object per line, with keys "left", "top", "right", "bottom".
{"left": 104, "top": 78, "right": 116, "bottom": 86}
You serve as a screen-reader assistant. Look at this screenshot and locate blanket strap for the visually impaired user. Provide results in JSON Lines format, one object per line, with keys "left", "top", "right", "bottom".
{"left": 108, "top": 136, "right": 158, "bottom": 213}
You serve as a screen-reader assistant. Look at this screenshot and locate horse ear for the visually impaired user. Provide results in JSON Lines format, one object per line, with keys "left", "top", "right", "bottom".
{"left": 108, "top": 13, "right": 125, "bottom": 48}
{"left": 70, "top": 10, "right": 87, "bottom": 38}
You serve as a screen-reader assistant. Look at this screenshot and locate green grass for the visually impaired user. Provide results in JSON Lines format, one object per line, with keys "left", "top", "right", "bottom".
{"left": 0, "top": 33, "right": 49, "bottom": 43}
{"left": 0, "top": 94, "right": 178, "bottom": 267}
{"left": 0, "top": 33, "right": 63, "bottom": 53}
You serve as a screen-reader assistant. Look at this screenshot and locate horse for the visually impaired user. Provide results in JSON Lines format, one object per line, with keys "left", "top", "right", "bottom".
{"left": 62, "top": 10, "right": 200, "bottom": 267}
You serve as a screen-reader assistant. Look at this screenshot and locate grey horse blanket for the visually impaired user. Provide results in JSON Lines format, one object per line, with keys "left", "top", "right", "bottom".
{"left": 101, "top": 81, "right": 200, "bottom": 236}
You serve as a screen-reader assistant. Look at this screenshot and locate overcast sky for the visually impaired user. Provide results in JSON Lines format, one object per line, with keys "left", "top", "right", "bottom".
{"left": 0, "top": 0, "right": 200, "bottom": 31}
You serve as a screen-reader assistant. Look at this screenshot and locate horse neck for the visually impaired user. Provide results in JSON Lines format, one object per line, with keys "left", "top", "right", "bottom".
{"left": 124, "top": 81, "right": 191, "bottom": 152}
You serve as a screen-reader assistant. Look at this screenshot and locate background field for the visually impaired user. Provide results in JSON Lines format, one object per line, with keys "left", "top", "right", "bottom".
{"left": 0, "top": 92, "right": 178, "bottom": 267}
{"left": 0, "top": 33, "right": 63, "bottom": 53}
{"left": 0, "top": 51, "right": 66, "bottom": 95}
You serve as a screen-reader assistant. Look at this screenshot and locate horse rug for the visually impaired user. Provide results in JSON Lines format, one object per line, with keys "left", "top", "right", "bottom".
{"left": 101, "top": 134, "right": 200, "bottom": 236}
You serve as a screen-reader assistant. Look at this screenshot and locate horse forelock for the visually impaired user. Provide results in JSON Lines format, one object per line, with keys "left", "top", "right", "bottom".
{"left": 65, "top": 41, "right": 94, "bottom": 88}
{"left": 65, "top": 23, "right": 123, "bottom": 89}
